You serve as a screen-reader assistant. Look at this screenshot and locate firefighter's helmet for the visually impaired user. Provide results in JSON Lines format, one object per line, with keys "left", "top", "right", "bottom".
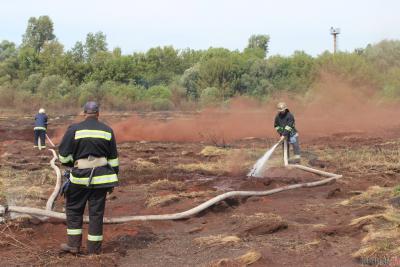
{"left": 277, "top": 102, "right": 288, "bottom": 112}
{"left": 38, "top": 108, "right": 46, "bottom": 114}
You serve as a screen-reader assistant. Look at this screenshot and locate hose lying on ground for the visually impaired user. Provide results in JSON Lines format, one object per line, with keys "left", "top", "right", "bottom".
{"left": 0, "top": 145, "right": 342, "bottom": 224}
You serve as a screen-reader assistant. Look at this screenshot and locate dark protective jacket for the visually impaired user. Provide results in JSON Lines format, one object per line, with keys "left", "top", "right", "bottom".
{"left": 58, "top": 117, "right": 119, "bottom": 188}
{"left": 274, "top": 110, "right": 297, "bottom": 137}
{"left": 34, "top": 113, "right": 48, "bottom": 131}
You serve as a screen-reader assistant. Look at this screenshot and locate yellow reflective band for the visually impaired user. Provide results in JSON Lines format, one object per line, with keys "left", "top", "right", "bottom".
{"left": 75, "top": 130, "right": 112, "bottom": 141}
{"left": 59, "top": 154, "right": 73, "bottom": 163}
{"left": 284, "top": 126, "right": 292, "bottom": 131}
{"left": 88, "top": 234, "right": 103, "bottom": 241}
{"left": 34, "top": 127, "right": 47, "bottom": 131}
{"left": 67, "top": 229, "right": 82, "bottom": 235}
{"left": 70, "top": 174, "right": 118, "bottom": 185}
{"left": 107, "top": 158, "right": 119, "bottom": 167}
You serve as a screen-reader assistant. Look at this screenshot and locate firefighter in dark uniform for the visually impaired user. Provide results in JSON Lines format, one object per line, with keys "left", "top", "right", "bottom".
{"left": 274, "top": 102, "right": 301, "bottom": 163}
{"left": 58, "top": 101, "right": 119, "bottom": 254}
{"left": 34, "top": 108, "right": 48, "bottom": 149}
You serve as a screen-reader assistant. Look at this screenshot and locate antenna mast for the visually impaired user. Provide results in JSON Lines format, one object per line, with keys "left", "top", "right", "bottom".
{"left": 330, "top": 27, "right": 340, "bottom": 53}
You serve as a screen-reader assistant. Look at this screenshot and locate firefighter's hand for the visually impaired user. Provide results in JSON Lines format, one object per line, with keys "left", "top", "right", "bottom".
{"left": 279, "top": 136, "right": 285, "bottom": 142}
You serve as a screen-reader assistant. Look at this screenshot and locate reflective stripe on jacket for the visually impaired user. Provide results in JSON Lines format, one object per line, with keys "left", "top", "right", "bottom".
{"left": 274, "top": 110, "right": 297, "bottom": 137}
{"left": 58, "top": 117, "right": 119, "bottom": 188}
{"left": 34, "top": 113, "right": 48, "bottom": 130}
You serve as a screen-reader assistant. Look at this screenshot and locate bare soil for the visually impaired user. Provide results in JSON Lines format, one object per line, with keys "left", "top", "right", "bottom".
{"left": 0, "top": 113, "right": 399, "bottom": 266}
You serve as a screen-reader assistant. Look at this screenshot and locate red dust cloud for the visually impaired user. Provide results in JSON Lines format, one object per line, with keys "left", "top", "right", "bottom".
{"left": 112, "top": 74, "right": 400, "bottom": 143}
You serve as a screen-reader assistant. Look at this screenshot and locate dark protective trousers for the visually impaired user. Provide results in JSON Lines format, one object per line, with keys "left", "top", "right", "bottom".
{"left": 284, "top": 134, "right": 301, "bottom": 158}
{"left": 34, "top": 130, "right": 46, "bottom": 147}
{"left": 65, "top": 183, "right": 108, "bottom": 254}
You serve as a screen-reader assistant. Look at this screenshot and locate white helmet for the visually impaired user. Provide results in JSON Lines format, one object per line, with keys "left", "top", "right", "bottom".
{"left": 277, "top": 102, "right": 288, "bottom": 112}
{"left": 38, "top": 108, "right": 46, "bottom": 114}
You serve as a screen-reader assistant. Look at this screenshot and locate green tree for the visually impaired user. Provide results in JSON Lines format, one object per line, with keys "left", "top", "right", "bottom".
{"left": 382, "top": 67, "right": 400, "bottom": 97}
{"left": 60, "top": 52, "right": 90, "bottom": 85}
{"left": 19, "top": 73, "right": 42, "bottom": 93}
{"left": 316, "top": 51, "right": 374, "bottom": 85}
{"left": 142, "top": 46, "right": 182, "bottom": 86}
{"left": 39, "top": 40, "right": 64, "bottom": 75}
{"left": 245, "top": 34, "right": 270, "bottom": 58}
{"left": 101, "top": 81, "right": 144, "bottom": 109}
{"left": 0, "top": 41, "right": 18, "bottom": 84}
{"left": 85, "top": 32, "right": 108, "bottom": 60}
{"left": 70, "top": 41, "right": 85, "bottom": 62}
{"left": 78, "top": 81, "right": 103, "bottom": 105}
{"left": 0, "top": 41, "right": 17, "bottom": 61}
{"left": 22, "top": 16, "right": 56, "bottom": 53}
{"left": 145, "top": 85, "right": 172, "bottom": 100}
{"left": 37, "top": 75, "right": 63, "bottom": 98}
{"left": 363, "top": 40, "right": 400, "bottom": 71}
{"left": 200, "top": 87, "right": 220, "bottom": 106}
{"left": 181, "top": 64, "right": 201, "bottom": 99}
{"left": 88, "top": 52, "right": 134, "bottom": 83}
{"left": 198, "top": 48, "right": 245, "bottom": 98}
{"left": 18, "top": 46, "right": 40, "bottom": 79}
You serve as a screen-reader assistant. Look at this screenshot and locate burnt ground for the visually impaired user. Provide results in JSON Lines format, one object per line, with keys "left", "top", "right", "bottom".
{"left": 1, "top": 114, "right": 400, "bottom": 266}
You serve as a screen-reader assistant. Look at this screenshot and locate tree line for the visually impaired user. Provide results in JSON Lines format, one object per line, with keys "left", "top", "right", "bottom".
{"left": 1, "top": 16, "right": 400, "bottom": 111}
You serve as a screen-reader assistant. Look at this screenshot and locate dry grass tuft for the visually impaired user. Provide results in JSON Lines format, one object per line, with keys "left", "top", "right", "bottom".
{"left": 207, "top": 250, "right": 262, "bottom": 267}
{"left": 148, "top": 156, "right": 160, "bottom": 163}
{"left": 134, "top": 158, "right": 157, "bottom": 170}
{"left": 145, "top": 194, "right": 180, "bottom": 207}
{"left": 340, "top": 186, "right": 391, "bottom": 207}
{"left": 312, "top": 224, "right": 327, "bottom": 229}
{"left": 146, "top": 190, "right": 213, "bottom": 207}
{"left": 352, "top": 235, "right": 400, "bottom": 261}
{"left": 194, "top": 234, "right": 241, "bottom": 247}
{"left": 0, "top": 180, "right": 5, "bottom": 202}
{"left": 318, "top": 146, "right": 400, "bottom": 174}
{"left": 176, "top": 162, "right": 226, "bottom": 175}
{"left": 199, "top": 146, "right": 228, "bottom": 157}
{"left": 350, "top": 208, "right": 400, "bottom": 226}
{"left": 179, "top": 190, "right": 213, "bottom": 198}
{"left": 25, "top": 186, "right": 47, "bottom": 200}
{"left": 348, "top": 190, "right": 400, "bottom": 262}
{"left": 346, "top": 184, "right": 400, "bottom": 261}
{"left": 236, "top": 250, "right": 262, "bottom": 265}
{"left": 148, "top": 179, "right": 185, "bottom": 192}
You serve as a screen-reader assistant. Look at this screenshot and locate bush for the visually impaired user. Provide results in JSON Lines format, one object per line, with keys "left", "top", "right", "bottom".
{"left": 19, "top": 73, "right": 42, "bottom": 93}
{"left": 200, "top": 87, "right": 220, "bottom": 106}
{"left": 266, "top": 51, "right": 315, "bottom": 93}
{"left": 382, "top": 67, "right": 400, "bottom": 98}
{"left": 145, "top": 85, "right": 172, "bottom": 100}
{"left": 0, "top": 86, "right": 15, "bottom": 107}
{"left": 78, "top": 81, "right": 103, "bottom": 105}
{"left": 0, "top": 86, "right": 39, "bottom": 111}
{"left": 150, "top": 98, "right": 174, "bottom": 110}
{"left": 37, "top": 75, "right": 63, "bottom": 98}
{"left": 316, "top": 51, "right": 376, "bottom": 85}
{"left": 101, "top": 81, "right": 145, "bottom": 109}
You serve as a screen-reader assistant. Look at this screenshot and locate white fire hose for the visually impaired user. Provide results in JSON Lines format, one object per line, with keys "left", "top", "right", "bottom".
{"left": 0, "top": 143, "right": 342, "bottom": 224}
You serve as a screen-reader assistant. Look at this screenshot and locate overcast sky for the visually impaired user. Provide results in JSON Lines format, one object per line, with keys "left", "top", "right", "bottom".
{"left": 1, "top": 0, "right": 399, "bottom": 56}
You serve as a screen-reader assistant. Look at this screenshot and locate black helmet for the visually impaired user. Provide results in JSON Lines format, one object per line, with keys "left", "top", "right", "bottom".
{"left": 83, "top": 101, "right": 99, "bottom": 114}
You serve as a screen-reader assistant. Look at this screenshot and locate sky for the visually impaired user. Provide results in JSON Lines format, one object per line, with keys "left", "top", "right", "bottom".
{"left": 0, "top": 0, "right": 399, "bottom": 56}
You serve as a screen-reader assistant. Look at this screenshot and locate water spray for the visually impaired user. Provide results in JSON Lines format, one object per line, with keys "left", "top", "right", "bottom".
{"left": 0, "top": 143, "right": 342, "bottom": 223}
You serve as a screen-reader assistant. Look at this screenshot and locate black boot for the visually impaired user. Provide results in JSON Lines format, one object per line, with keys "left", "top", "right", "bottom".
{"left": 289, "top": 155, "right": 301, "bottom": 164}
{"left": 60, "top": 243, "right": 80, "bottom": 254}
{"left": 61, "top": 234, "right": 82, "bottom": 254}
{"left": 87, "top": 240, "right": 102, "bottom": 255}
